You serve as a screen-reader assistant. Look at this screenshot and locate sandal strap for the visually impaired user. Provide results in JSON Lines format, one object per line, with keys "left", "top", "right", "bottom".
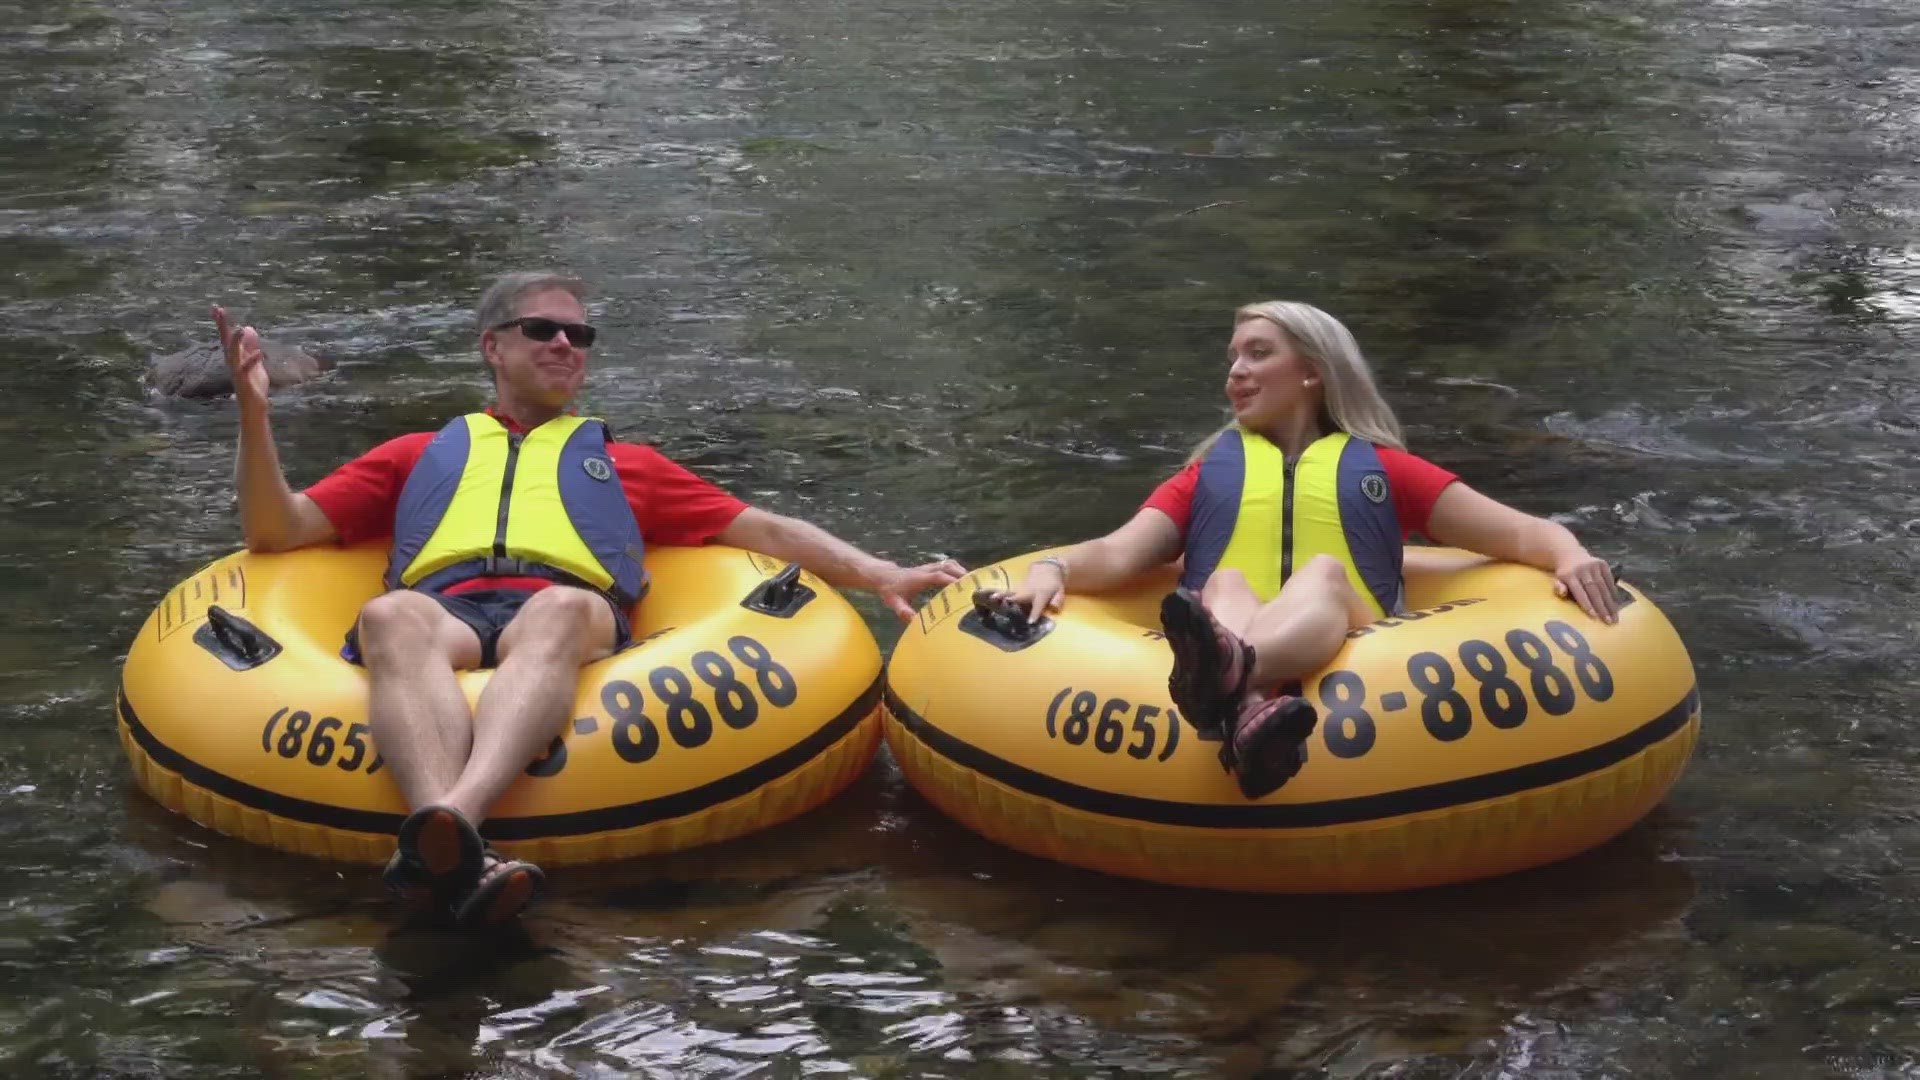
{"left": 1226, "top": 637, "right": 1256, "bottom": 701}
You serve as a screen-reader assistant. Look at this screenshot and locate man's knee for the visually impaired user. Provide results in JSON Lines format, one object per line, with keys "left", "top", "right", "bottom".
{"left": 518, "top": 586, "right": 605, "bottom": 627}
{"left": 357, "top": 591, "right": 440, "bottom": 649}
{"left": 501, "top": 587, "right": 609, "bottom": 659}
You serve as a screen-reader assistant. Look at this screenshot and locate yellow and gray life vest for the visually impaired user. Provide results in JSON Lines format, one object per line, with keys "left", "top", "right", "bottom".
{"left": 385, "top": 413, "right": 646, "bottom": 605}
{"left": 1180, "top": 428, "right": 1402, "bottom": 617}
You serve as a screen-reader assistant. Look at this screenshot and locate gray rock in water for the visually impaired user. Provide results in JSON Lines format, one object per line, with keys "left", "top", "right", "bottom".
{"left": 147, "top": 338, "right": 334, "bottom": 398}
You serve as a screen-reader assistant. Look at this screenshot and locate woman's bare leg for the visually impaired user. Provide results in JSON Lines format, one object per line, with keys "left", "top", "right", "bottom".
{"left": 1230, "top": 556, "right": 1376, "bottom": 696}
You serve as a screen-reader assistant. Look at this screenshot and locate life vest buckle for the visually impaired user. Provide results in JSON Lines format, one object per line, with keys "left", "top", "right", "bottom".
{"left": 479, "top": 555, "right": 535, "bottom": 576}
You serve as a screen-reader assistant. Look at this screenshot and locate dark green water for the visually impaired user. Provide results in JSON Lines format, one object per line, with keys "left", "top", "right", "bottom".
{"left": 6, "top": 0, "right": 1920, "bottom": 1075}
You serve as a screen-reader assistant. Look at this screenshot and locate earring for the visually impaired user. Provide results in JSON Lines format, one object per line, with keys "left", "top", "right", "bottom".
{"left": 1303, "top": 379, "right": 1315, "bottom": 387}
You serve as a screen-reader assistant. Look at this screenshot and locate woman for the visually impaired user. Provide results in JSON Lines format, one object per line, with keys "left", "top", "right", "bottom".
{"left": 988, "top": 302, "right": 1620, "bottom": 800}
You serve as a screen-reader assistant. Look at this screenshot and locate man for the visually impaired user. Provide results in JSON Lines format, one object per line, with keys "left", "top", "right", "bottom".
{"left": 217, "top": 271, "right": 963, "bottom": 928}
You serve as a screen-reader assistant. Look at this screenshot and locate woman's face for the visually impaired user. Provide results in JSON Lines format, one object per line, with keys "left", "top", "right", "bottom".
{"left": 1225, "top": 318, "right": 1317, "bottom": 428}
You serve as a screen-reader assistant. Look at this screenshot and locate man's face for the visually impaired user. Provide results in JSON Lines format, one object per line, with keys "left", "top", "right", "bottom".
{"left": 482, "top": 287, "right": 592, "bottom": 407}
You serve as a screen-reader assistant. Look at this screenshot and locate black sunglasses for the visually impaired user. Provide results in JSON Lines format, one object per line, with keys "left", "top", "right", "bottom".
{"left": 493, "top": 316, "right": 597, "bottom": 348}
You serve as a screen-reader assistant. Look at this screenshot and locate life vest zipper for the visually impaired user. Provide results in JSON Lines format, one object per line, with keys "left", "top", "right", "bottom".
{"left": 1280, "top": 456, "right": 1296, "bottom": 585}
{"left": 493, "top": 431, "right": 524, "bottom": 559}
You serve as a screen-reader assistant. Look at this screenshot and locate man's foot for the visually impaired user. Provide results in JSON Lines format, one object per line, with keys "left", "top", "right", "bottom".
{"left": 1160, "top": 588, "right": 1254, "bottom": 738}
{"left": 382, "top": 848, "right": 438, "bottom": 914}
{"left": 383, "top": 803, "right": 485, "bottom": 908}
{"left": 1221, "top": 695, "right": 1319, "bottom": 799}
{"left": 451, "top": 851, "right": 545, "bottom": 929}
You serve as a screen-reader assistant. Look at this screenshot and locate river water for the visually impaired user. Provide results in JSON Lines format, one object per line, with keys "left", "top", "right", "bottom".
{"left": 5, "top": 0, "right": 1920, "bottom": 1075}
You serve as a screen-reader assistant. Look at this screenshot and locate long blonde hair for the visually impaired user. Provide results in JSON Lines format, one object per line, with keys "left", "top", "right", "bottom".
{"left": 1186, "top": 301, "right": 1405, "bottom": 462}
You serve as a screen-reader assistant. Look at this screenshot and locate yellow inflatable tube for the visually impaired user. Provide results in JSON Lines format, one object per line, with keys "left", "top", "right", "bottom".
{"left": 119, "top": 543, "right": 883, "bottom": 867}
{"left": 884, "top": 548, "right": 1700, "bottom": 893}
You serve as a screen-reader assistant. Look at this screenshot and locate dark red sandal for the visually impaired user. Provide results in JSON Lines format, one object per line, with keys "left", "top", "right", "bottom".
{"left": 1159, "top": 587, "right": 1254, "bottom": 739}
{"left": 1224, "top": 695, "right": 1319, "bottom": 799}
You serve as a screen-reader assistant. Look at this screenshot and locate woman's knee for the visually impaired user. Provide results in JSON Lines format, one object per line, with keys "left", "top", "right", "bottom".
{"left": 1281, "top": 556, "right": 1360, "bottom": 604}
{"left": 1202, "top": 567, "right": 1255, "bottom": 604}
{"left": 1299, "top": 555, "right": 1350, "bottom": 585}
{"left": 1293, "top": 556, "right": 1376, "bottom": 626}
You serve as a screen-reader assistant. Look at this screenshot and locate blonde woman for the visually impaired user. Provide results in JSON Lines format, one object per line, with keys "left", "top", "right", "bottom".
{"left": 987, "top": 302, "right": 1619, "bottom": 799}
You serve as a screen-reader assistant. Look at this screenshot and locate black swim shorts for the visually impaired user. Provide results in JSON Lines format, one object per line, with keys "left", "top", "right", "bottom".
{"left": 342, "top": 587, "right": 632, "bottom": 668}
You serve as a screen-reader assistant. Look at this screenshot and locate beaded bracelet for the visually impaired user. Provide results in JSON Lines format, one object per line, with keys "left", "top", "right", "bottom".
{"left": 1033, "top": 556, "right": 1069, "bottom": 584}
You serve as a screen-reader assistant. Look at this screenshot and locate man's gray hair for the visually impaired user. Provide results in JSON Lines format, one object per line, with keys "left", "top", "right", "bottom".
{"left": 475, "top": 272, "right": 588, "bottom": 384}
{"left": 475, "top": 271, "right": 589, "bottom": 334}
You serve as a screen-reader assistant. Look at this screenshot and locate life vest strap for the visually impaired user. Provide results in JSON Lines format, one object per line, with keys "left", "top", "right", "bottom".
{"left": 408, "top": 557, "right": 642, "bottom": 607}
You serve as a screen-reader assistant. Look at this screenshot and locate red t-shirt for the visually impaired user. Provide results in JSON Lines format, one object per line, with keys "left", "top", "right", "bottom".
{"left": 305, "top": 414, "right": 748, "bottom": 595}
{"left": 1141, "top": 446, "right": 1458, "bottom": 542}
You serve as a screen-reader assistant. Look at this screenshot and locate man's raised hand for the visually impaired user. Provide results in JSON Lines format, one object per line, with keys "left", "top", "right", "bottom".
{"left": 212, "top": 305, "right": 271, "bottom": 407}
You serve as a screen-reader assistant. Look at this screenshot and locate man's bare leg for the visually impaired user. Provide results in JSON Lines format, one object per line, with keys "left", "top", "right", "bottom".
{"left": 420, "top": 586, "right": 614, "bottom": 921}
{"left": 356, "top": 591, "right": 485, "bottom": 808}
{"left": 438, "top": 586, "right": 616, "bottom": 827}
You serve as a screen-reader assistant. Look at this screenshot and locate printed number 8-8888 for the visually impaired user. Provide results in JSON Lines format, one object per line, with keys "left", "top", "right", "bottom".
{"left": 1320, "top": 620, "right": 1613, "bottom": 758}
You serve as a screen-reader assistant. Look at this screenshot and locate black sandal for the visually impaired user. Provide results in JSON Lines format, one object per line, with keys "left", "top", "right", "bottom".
{"left": 451, "top": 850, "right": 545, "bottom": 929}
{"left": 1159, "top": 588, "right": 1255, "bottom": 739}
{"left": 383, "top": 803, "right": 485, "bottom": 908}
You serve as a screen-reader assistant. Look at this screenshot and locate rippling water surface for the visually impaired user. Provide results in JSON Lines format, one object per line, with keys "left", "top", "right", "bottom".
{"left": 5, "top": 0, "right": 1920, "bottom": 1075}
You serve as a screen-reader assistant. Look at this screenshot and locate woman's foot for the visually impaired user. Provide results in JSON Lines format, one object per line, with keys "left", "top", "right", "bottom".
{"left": 1221, "top": 695, "right": 1319, "bottom": 799}
{"left": 1160, "top": 588, "right": 1255, "bottom": 738}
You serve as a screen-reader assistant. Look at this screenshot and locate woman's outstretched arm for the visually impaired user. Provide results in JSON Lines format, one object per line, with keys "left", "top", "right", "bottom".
{"left": 993, "top": 509, "right": 1183, "bottom": 622}
{"left": 1423, "top": 483, "right": 1619, "bottom": 623}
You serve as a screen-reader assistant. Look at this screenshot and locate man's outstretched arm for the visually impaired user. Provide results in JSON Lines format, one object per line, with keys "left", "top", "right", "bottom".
{"left": 715, "top": 507, "right": 963, "bottom": 622}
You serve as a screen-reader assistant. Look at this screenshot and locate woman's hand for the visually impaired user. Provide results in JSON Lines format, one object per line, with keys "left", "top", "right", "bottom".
{"left": 983, "top": 559, "right": 1067, "bottom": 624}
{"left": 1552, "top": 551, "right": 1619, "bottom": 625}
{"left": 1425, "top": 485, "right": 1621, "bottom": 625}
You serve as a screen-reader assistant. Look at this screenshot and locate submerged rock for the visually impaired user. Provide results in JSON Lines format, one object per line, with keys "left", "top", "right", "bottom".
{"left": 144, "top": 878, "right": 287, "bottom": 927}
{"left": 147, "top": 338, "right": 333, "bottom": 398}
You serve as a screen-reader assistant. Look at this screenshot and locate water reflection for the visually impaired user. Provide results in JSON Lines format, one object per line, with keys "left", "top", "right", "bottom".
{"left": 7, "top": 0, "right": 1920, "bottom": 1074}
{"left": 101, "top": 771, "right": 1696, "bottom": 1077}
{"left": 708, "top": 0, "right": 1725, "bottom": 575}
{"left": 0, "top": 4, "right": 128, "bottom": 213}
